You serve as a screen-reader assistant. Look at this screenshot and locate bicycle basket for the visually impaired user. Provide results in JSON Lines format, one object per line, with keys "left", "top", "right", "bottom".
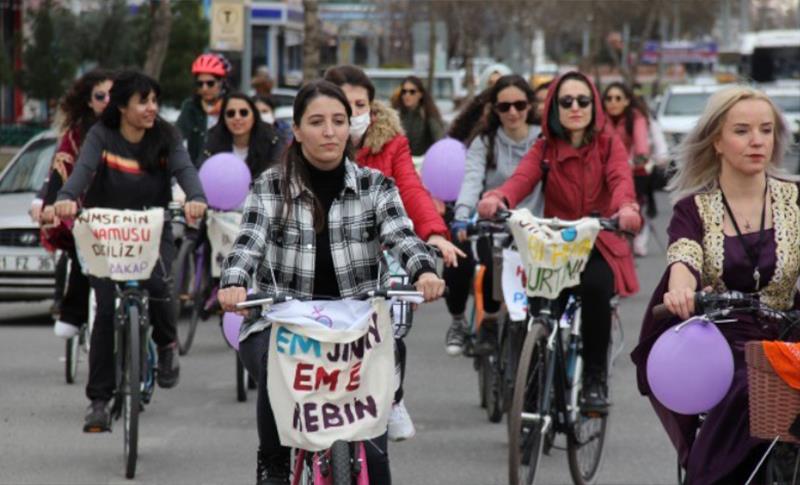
{"left": 745, "top": 341, "right": 800, "bottom": 444}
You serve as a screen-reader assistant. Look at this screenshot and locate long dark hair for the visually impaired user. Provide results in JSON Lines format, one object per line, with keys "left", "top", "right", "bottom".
{"left": 447, "top": 89, "right": 490, "bottom": 144}
{"left": 481, "top": 74, "right": 536, "bottom": 170}
{"left": 280, "top": 80, "right": 354, "bottom": 232}
{"left": 205, "top": 92, "right": 279, "bottom": 178}
{"left": 101, "top": 70, "right": 177, "bottom": 173}
{"left": 547, "top": 72, "right": 596, "bottom": 145}
{"left": 323, "top": 65, "right": 376, "bottom": 102}
{"left": 391, "top": 75, "right": 442, "bottom": 124}
{"left": 602, "top": 81, "right": 648, "bottom": 138}
{"left": 59, "top": 69, "right": 114, "bottom": 136}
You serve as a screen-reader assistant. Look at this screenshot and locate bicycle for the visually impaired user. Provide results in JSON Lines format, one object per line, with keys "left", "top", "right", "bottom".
{"left": 507, "top": 211, "right": 621, "bottom": 485}
{"left": 652, "top": 291, "right": 800, "bottom": 485}
{"left": 72, "top": 207, "right": 165, "bottom": 479}
{"left": 236, "top": 286, "right": 424, "bottom": 485}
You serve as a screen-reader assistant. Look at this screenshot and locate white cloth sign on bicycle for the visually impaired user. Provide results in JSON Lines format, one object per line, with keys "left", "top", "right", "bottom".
{"left": 206, "top": 209, "right": 243, "bottom": 277}
{"left": 501, "top": 248, "right": 528, "bottom": 321}
{"left": 265, "top": 298, "right": 395, "bottom": 451}
{"left": 72, "top": 208, "right": 164, "bottom": 281}
{"left": 508, "top": 208, "right": 601, "bottom": 299}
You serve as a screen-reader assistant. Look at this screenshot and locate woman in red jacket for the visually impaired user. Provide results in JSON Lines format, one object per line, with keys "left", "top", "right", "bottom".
{"left": 324, "top": 65, "right": 463, "bottom": 441}
{"left": 478, "top": 71, "right": 641, "bottom": 412}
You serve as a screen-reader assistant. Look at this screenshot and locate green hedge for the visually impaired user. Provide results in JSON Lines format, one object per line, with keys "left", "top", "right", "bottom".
{"left": 0, "top": 125, "right": 48, "bottom": 147}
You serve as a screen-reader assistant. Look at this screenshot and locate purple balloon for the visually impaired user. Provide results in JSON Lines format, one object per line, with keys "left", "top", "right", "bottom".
{"left": 421, "top": 138, "right": 466, "bottom": 202}
{"left": 222, "top": 312, "right": 243, "bottom": 351}
{"left": 199, "top": 153, "right": 252, "bottom": 210}
{"left": 646, "top": 317, "right": 734, "bottom": 415}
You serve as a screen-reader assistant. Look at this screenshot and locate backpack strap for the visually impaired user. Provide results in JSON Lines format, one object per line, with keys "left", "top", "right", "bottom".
{"left": 539, "top": 140, "right": 550, "bottom": 190}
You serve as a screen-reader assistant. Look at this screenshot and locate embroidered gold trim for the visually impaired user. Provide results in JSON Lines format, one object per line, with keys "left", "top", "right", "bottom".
{"left": 760, "top": 179, "right": 800, "bottom": 310}
{"left": 667, "top": 238, "right": 703, "bottom": 274}
{"left": 695, "top": 190, "right": 726, "bottom": 291}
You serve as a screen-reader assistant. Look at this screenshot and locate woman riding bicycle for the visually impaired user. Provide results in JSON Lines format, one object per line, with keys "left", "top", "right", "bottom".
{"left": 631, "top": 86, "right": 799, "bottom": 484}
{"left": 217, "top": 80, "right": 445, "bottom": 485}
{"left": 446, "top": 74, "right": 544, "bottom": 357}
{"left": 54, "top": 70, "right": 208, "bottom": 433}
{"left": 477, "top": 71, "right": 641, "bottom": 413}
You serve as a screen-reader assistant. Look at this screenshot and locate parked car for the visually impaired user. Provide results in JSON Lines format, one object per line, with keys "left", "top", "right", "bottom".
{"left": 762, "top": 82, "right": 800, "bottom": 170}
{"left": 656, "top": 83, "right": 725, "bottom": 149}
{"left": 0, "top": 131, "right": 58, "bottom": 300}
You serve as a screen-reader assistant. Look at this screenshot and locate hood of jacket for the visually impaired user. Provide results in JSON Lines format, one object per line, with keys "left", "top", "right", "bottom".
{"left": 540, "top": 71, "right": 608, "bottom": 143}
{"left": 362, "top": 100, "right": 405, "bottom": 155}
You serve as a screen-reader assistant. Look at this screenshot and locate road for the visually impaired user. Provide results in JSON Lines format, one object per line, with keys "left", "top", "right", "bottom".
{"left": 0, "top": 196, "right": 678, "bottom": 485}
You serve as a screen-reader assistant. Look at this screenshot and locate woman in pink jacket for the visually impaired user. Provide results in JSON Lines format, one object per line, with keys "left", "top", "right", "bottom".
{"left": 603, "top": 82, "right": 652, "bottom": 256}
{"left": 478, "top": 71, "right": 641, "bottom": 413}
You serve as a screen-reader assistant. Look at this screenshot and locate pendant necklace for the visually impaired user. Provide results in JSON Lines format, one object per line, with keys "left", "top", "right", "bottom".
{"left": 720, "top": 180, "right": 768, "bottom": 291}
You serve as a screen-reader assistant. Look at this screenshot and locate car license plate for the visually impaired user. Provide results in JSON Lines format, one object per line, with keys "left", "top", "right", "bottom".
{"left": 0, "top": 255, "right": 55, "bottom": 273}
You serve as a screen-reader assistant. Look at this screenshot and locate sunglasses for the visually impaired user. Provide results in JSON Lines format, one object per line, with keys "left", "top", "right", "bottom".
{"left": 604, "top": 95, "right": 625, "bottom": 102}
{"left": 92, "top": 92, "right": 109, "bottom": 102}
{"left": 225, "top": 108, "right": 251, "bottom": 119}
{"left": 558, "top": 95, "right": 593, "bottom": 109}
{"left": 195, "top": 79, "right": 218, "bottom": 89}
{"left": 401, "top": 89, "right": 418, "bottom": 96}
{"left": 495, "top": 101, "right": 529, "bottom": 113}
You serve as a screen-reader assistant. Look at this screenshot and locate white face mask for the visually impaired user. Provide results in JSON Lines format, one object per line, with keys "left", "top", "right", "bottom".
{"left": 260, "top": 112, "right": 275, "bottom": 124}
{"left": 349, "top": 111, "right": 371, "bottom": 139}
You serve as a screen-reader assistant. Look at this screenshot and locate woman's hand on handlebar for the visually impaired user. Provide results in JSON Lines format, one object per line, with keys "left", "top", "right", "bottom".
{"left": 40, "top": 205, "right": 57, "bottom": 225}
{"left": 450, "top": 220, "right": 469, "bottom": 243}
{"left": 427, "top": 234, "right": 465, "bottom": 268}
{"left": 184, "top": 200, "right": 207, "bottom": 226}
{"left": 415, "top": 272, "right": 445, "bottom": 302}
{"left": 477, "top": 194, "right": 506, "bottom": 219}
{"left": 219, "top": 286, "right": 248, "bottom": 316}
{"left": 616, "top": 204, "right": 642, "bottom": 233}
{"left": 54, "top": 199, "right": 78, "bottom": 220}
{"left": 662, "top": 287, "right": 696, "bottom": 321}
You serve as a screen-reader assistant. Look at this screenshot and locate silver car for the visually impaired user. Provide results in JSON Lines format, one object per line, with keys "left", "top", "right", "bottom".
{"left": 0, "top": 131, "right": 58, "bottom": 300}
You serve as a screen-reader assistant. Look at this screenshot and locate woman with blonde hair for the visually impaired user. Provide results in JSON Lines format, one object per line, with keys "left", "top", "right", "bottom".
{"left": 631, "top": 85, "right": 798, "bottom": 483}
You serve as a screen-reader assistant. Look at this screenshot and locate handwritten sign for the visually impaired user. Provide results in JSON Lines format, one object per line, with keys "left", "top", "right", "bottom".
{"left": 266, "top": 299, "right": 394, "bottom": 451}
{"left": 508, "top": 209, "right": 600, "bottom": 299}
{"left": 206, "top": 209, "right": 243, "bottom": 277}
{"left": 501, "top": 249, "right": 528, "bottom": 321}
{"left": 72, "top": 208, "right": 164, "bottom": 281}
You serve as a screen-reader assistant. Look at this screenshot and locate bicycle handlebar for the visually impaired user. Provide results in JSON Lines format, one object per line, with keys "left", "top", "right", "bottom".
{"left": 234, "top": 284, "right": 425, "bottom": 310}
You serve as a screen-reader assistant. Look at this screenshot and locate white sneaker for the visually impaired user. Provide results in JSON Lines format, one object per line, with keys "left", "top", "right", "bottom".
{"left": 387, "top": 400, "right": 416, "bottom": 442}
{"left": 54, "top": 320, "right": 80, "bottom": 339}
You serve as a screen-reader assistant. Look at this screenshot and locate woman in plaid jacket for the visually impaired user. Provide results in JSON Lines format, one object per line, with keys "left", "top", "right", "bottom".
{"left": 218, "top": 80, "right": 445, "bottom": 485}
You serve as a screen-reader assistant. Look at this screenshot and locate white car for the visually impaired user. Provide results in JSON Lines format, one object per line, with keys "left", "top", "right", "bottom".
{"left": 763, "top": 83, "right": 800, "bottom": 169}
{"left": 0, "top": 131, "right": 58, "bottom": 300}
{"left": 656, "top": 84, "right": 725, "bottom": 149}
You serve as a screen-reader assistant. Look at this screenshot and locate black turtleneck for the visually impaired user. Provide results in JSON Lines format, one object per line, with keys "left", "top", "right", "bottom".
{"left": 304, "top": 159, "right": 346, "bottom": 298}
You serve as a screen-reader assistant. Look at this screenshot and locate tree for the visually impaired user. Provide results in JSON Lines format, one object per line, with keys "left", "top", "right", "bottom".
{"left": 302, "top": 0, "right": 321, "bottom": 83}
{"left": 142, "top": 0, "right": 173, "bottom": 80}
{"left": 75, "top": 0, "right": 136, "bottom": 69}
{"left": 156, "top": 1, "right": 209, "bottom": 107}
{"left": 20, "top": 0, "right": 78, "bottom": 121}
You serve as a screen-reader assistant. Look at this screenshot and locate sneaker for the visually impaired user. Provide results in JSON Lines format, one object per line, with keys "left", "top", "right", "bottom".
{"left": 445, "top": 317, "right": 467, "bottom": 356}
{"left": 157, "top": 342, "right": 180, "bottom": 388}
{"left": 83, "top": 399, "right": 111, "bottom": 433}
{"left": 54, "top": 320, "right": 80, "bottom": 339}
{"left": 581, "top": 372, "right": 609, "bottom": 415}
{"left": 257, "top": 451, "right": 290, "bottom": 485}
{"left": 388, "top": 399, "right": 416, "bottom": 442}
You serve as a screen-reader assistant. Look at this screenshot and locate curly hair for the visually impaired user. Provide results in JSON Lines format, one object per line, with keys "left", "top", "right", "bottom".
{"left": 58, "top": 69, "right": 114, "bottom": 135}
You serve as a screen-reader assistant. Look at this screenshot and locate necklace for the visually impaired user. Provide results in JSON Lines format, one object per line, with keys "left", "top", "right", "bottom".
{"left": 720, "top": 179, "right": 769, "bottom": 291}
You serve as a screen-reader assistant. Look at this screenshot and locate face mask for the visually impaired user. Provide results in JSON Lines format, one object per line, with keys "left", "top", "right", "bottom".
{"left": 260, "top": 112, "right": 275, "bottom": 124}
{"left": 349, "top": 111, "right": 371, "bottom": 139}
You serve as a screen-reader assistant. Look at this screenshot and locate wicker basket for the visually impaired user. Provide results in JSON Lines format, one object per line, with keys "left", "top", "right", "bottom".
{"left": 745, "top": 341, "right": 800, "bottom": 444}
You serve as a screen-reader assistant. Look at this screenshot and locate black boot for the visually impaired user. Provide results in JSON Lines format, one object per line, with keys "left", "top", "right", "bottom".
{"left": 257, "top": 450, "right": 290, "bottom": 485}
{"left": 580, "top": 367, "right": 609, "bottom": 415}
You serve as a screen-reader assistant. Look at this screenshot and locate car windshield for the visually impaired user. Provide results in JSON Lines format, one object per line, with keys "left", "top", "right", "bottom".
{"left": 771, "top": 94, "right": 800, "bottom": 114}
{"left": 0, "top": 138, "right": 56, "bottom": 194}
{"left": 664, "top": 93, "right": 713, "bottom": 116}
{"left": 370, "top": 77, "right": 455, "bottom": 102}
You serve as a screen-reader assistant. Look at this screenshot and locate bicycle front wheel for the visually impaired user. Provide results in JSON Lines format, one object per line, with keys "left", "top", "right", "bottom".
{"left": 566, "top": 407, "right": 607, "bottom": 484}
{"left": 236, "top": 353, "right": 248, "bottom": 402}
{"left": 172, "top": 238, "right": 199, "bottom": 355}
{"left": 123, "top": 302, "right": 141, "bottom": 479}
{"left": 65, "top": 335, "right": 80, "bottom": 384}
{"left": 508, "top": 322, "right": 549, "bottom": 485}
{"left": 330, "top": 440, "right": 353, "bottom": 485}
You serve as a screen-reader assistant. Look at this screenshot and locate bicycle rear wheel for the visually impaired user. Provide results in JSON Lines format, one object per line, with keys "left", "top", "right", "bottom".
{"left": 484, "top": 350, "right": 503, "bottom": 423}
{"left": 172, "top": 238, "right": 200, "bottom": 355}
{"left": 65, "top": 334, "right": 79, "bottom": 384}
{"left": 508, "top": 322, "right": 549, "bottom": 485}
{"left": 566, "top": 410, "right": 607, "bottom": 484}
{"left": 236, "top": 353, "right": 248, "bottom": 402}
{"left": 123, "top": 302, "right": 141, "bottom": 479}
{"left": 330, "top": 440, "right": 353, "bottom": 485}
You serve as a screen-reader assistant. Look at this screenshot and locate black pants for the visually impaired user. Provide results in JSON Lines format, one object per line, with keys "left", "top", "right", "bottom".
{"left": 239, "top": 328, "right": 392, "bottom": 485}
{"left": 85, "top": 235, "right": 177, "bottom": 401}
{"left": 394, "top": 338, "right": 406, "bottom": 403}
{"left": 443, "top": 236, "right": 501, "bottom": 316}
{"left": 572, "top": 250, "right": 615, "bottom": 374}
{"left": 59, "top": 247, "right": 90, "bottom": 326}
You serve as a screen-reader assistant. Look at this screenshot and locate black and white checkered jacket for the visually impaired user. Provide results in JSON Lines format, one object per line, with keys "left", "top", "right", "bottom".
{"left": 221, "top": 159, "right": 436, "bottom": 301}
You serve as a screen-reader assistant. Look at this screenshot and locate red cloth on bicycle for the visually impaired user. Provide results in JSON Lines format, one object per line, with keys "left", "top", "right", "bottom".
{"left": 763, "top": 341, "right": 800, "bottom": 390}
{"left": 41, "top": 127, "right": 82, "bottom": 252}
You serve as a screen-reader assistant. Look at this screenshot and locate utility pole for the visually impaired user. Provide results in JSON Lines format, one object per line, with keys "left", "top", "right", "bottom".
{"left": 302, "top": 0, "right": 320, "bottom": 83}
